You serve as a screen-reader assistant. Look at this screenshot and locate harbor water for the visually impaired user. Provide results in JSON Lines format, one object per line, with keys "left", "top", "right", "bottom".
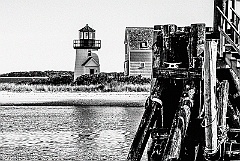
{"left": 0, "top": 106, "right": 148, "bottom": 160}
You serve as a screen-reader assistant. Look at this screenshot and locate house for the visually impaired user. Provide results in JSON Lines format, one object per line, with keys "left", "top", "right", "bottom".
{"left": 124, "top": 27, "right": 153, "bottom": 78}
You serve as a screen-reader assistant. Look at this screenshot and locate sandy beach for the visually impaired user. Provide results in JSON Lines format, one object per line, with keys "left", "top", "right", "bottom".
{"left": 0, "top": 91, "right": 149, "bottom": 107}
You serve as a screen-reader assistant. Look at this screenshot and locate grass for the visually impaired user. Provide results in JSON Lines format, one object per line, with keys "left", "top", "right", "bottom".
{"left": 0, "top": 83, "right": 151, "bottom": 92}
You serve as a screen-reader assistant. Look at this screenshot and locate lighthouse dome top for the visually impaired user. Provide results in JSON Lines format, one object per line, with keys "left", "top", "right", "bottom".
{"left": 79, "top": 24, "right": 95, "bottom": 32}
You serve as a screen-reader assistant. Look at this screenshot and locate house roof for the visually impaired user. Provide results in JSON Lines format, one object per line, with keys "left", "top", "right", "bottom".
{"left": 125, "top": 27, "right": 153, "bottom": 50}
{"left": 79, "top": 24, "right": 95, "bottom": 32}
{"left": 82, "top": 57, "right": 99, "bottom": 66}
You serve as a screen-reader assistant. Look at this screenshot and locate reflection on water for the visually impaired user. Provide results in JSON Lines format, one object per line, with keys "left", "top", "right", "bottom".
{"left": 0, "top": 106, "right": 147, "bottom": 160}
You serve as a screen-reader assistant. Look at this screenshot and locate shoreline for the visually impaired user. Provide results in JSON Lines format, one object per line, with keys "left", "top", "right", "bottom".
{"left": 0, "top": 91, "right": 149, "bottom": 107}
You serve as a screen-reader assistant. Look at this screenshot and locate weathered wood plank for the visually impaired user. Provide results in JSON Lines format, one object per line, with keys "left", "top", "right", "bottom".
{"left": 216, "top": 6, "right": 240, "bottom": 37}
{"left": 127, "top": 97, "right": 160, "bottom": 161}
{"left": 218, "top": 80, "right": 229, "bottom": 145}
{"left": 227, "top": 69, "right": 240, "bottom": 134}
{"left": 227, "top": 102, "right": 240, "bottom": 143}
{"left": 171, "top": 32, "right": 190, "bottom": 68}
{"left": 161, "top": 81, "right": 196, "bottom": 161}
{"left": 153, "top": 68, "right": 202, "bottom": 79}
{"left": 204, "top": 40, "right": 218, "bottom": 156}
{"left": 152, "top": 25, "right": 164, "bottom": 77}
{"left": 127, "top": 80, "right": 165, "bottom": 161}
{"left": 163, "top": 24, "right": 177, "bottom": 64}
{"left": 229, "top": 68, "right": 240, "bottom": 93}
{"left": 219, "top": 27, "right": 240, "bottom": 54}
{"left": 227, "top": 102, "right": 240, "bottom": 129}
{"left": 189, "top": 23, "right": 206, "bottom": 68}
{"left": 213, "top": 0, "right": 228, "bottom": 32}
{"left": 218, "top": 80, "right": 229, "bottom": 130}
{"left": 225, "top": 57, "right": 240, "bottom": 81}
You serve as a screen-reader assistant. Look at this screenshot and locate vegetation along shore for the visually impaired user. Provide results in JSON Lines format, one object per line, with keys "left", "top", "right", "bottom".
{"left": 0, "top": 71, "right": 150, "bottom": 106}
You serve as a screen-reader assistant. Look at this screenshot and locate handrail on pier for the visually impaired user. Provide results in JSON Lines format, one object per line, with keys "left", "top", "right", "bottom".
{"left": 216, "top": 6, "right": 240, "bottom": 37}
{"left": 230, "top": 7, "right": 240, "bottom": 21}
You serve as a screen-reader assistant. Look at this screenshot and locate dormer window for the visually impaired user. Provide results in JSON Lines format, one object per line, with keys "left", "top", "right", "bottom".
{"left": 139, "top": 62, "right": 145, "bottom": 69}
{"left": 140, "top": 42, "right": 148, "bottom": 48}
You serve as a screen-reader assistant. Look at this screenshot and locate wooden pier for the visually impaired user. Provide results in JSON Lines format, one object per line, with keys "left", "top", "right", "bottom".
{"left": 127, "top": 0, "right": 240, "bottom": 160}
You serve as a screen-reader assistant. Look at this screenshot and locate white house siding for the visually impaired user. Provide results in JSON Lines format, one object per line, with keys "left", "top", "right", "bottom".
{"left": 129, "top": 50, "right": 152, "bottom": 78}
{"left": 129, "top": 62, "right": 152, "bottom": 78}
{"left": 129, "top": 51, "right": 152, "bottom": 62}
{"left": 124, "top": 27, "right": 153, "bottom": 78}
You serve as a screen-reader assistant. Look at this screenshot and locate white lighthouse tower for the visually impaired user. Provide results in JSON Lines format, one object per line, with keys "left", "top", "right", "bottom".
{"left": 73, "top": 24, "right": 101, "bottom": 81}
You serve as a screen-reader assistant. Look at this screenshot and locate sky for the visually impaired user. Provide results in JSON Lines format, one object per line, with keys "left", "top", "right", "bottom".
{"left": 0, "top": 0, "right": 235, "bottom": 74}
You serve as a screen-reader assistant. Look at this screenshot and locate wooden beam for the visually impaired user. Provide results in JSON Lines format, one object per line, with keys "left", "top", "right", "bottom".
{"left": 217, "top": 6, "right": 240, "bottom": 37}
{"left": 127, "top": 80, "right": 165, "bottom": 161}
{"left": 161, "top": 81, "right": 196, "bottom": 161}
{"left": 213, "top": 0, "right": 228, "bottom": 32}
{"left": 219, "top": 27, "right": 240, "bottom": 54}
{"left": 204, "top": 40, "right": 218, "bottom": 156}
{"left": 228, "top": 68, "right": 240, "bottom": 110}
{"left": 218, "top": 80, "right": 229, "bottom": 129}
{"left": 127, "top": 97, "right": 160, "bottom": 161}
{"left": 229, "top": 68, "right": 240, "bottom": 92}
{"left": 154, "top": 68, "right": 202, "bottom": 79}
{"left": 147, "top": 79, "right": 185, "bottom": 161}
{"left": 231, "top": 0, "right": 236, "bottom": 24}
{"left": 163, "top": 24, "right": 177, "bottom": 63}
{"left": 152, "top": 25, "right": 164, "bottom": 78}
{"left": 230, "top": 7, "right": 240, "bottom": 22}
{"left": 227, "top": 102, "right": 240, "bottom": 129}
{"left": 230, "top": 6, "right": 240, "bottom": 45}
{"left": 225, "top": 57, "right": 240, "bottom": 80}
{"left": 218, "top": 80, "right": 229, "bottom": 145}
{"left": 189, "top": 23, "right": 206, "bottom": 68}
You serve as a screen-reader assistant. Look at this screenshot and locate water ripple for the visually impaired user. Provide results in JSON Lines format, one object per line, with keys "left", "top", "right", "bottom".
{"left": 0, "top": 106, "right": 147, "bottom": 160}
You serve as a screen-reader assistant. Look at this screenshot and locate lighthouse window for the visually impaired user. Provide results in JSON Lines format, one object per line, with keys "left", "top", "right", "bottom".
{"left": 89, "top": 32, "right": 92, "bottom": 39}
{"left": 84, "top": 32, "right": 89, "bottom": 39}
{"left": 80, "top": 32, "right": 83, "bottom": 39}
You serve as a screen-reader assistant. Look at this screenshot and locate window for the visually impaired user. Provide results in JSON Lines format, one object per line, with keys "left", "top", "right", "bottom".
{"left": 84, "top": 32, "right": 89, "bottom": 39}
{"left": 88, "top": 50, "right": 91, "bottom": 56}
{"left": 80, "top": 32, "right": 83, "bottom": 39}
{"left": 139, "top": 62, "right": 145, "bottom": 69}
{"left": 140, "top": 42, "right": 148, "bottom": 48}
{"left": 89, "top": 32, "right": 92, "bottom": 39}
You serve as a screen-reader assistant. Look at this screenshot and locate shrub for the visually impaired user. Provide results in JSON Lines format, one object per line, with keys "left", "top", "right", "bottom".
{"left": 48, "top": 75, "right": 73, "bottom": 85}
{"left": 74, "top": 74, "right": 151, "bottom": 86}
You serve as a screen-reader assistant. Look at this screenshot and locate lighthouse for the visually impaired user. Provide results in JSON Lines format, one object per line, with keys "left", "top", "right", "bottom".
{"left": 73, "top": 24, "right": 101, "bottom": 81}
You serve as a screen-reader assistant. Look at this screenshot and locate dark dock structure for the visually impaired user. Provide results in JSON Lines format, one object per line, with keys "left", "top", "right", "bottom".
{"left": 127, "top": 0, "right": 240, "bottom": 160}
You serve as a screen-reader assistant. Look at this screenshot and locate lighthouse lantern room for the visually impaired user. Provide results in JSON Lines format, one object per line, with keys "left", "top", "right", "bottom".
{"left": 73, "top": 24, "right": 101, "bottom": 81}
